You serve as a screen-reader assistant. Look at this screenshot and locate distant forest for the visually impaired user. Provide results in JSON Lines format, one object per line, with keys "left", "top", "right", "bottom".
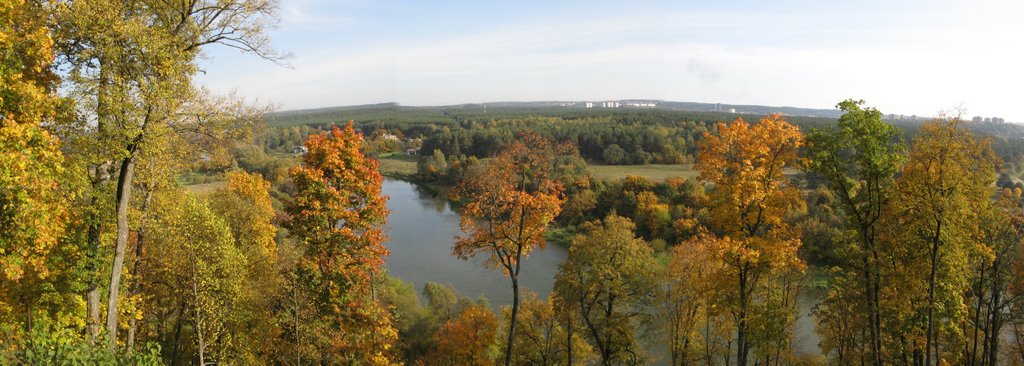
{"left": 264, "top": 104, "right": 1024, "bottom": 174}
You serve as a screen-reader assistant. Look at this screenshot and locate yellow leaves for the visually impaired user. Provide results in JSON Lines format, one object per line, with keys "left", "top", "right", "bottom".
{"left": 0, "top": 121, "right": 66, "bottom": 285}
{"left": 1, "top": 0, "right": 57, "bottom": 125}
{"left": 696, "top": 114, "right": 804, "bottom": 239}
{"left": 213, "top": 171, "right": 278, "bottom": 260}
{"left": 693, "top": 113, "right": 804, "bottom": 271}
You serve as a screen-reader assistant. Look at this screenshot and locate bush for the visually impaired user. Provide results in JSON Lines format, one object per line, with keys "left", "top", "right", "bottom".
{"left": 5, "top": 328, "right": 163, "bottom": 365}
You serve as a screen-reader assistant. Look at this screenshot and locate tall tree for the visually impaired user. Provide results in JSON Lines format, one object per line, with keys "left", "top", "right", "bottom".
{"left": 894, "top": 116, "right": 998, "bottom": 365}
{"left": 0, "top": 0, "right": 80, "bottom": 343}
{"left": 804, "top": 99, "right": 905, "bottom": 365}
{"left": 503, "top": 292, "right": 595, "bottom": 366}
{"left": 964, "top": 188, "right": 1024, "bottom": 366}
{"left": 54, "top": 0, "right": 281, "bottom": 347}
{"left": 660, "top": 229, "right": 728, "bottom": 366}
{"left": 554, "top": 215, "right": 659, "bottom": 366}
{"left": 285, "top": 123, "right": 398, "bottom": 365}
{"left": 206, "top": 171, "right": 281, "bottom": 362}
{"left": 694, "top": 114, "right": 805, "bottom": 366}
{"left": 146, "top": 192, "right": 244, "bottom": 365}
{"left": 452, "top": 132, "right": 575, "bottom": 366}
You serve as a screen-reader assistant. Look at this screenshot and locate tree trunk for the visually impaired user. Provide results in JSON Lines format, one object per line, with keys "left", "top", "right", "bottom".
{"left": 171, "top": 301, "right": 184, "bottom": 366}
{"left": 737, "top": 263, "right": 749, "bottom": 366}
{"left": 86, "top": 203, "right": 102, "bottom": 342}
{"left": 193, "top": 255, "right": 206, "bottom": 366}
{"left": 871, "top": 249, "right": 883, "bottom": 366}
{"left": 862, "top": 249, "right": 881, "bottom": 366}
{"left": 106, "top": 153, "right": 137, "bottom": 349}
{"left": 506, "top": 273, "right": 520, "bottom": 366}
{"left": 971, "top": 264, "right": 986, "bottom": 366}
{"left": 566, "top": 312, "right": 573, "bottom": 366}
{"left": 85, "top": 162, "right": 111, "bottom": 343}
{"left": 127, "top": 189, "right": 153, "bottom": 352}
{"left": 925, "top": 220, "right": 942, "bottom": 366}
{"left": 87, "top": 56, "right": 112, "bottom": 345}
{"left": 987, "top": 258, "right": 1003, "bottom": 366}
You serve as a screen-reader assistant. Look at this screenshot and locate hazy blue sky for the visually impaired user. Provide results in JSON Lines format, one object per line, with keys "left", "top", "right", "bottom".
{"left": 196, "top": 0, "right": 1024, "bottom": 120}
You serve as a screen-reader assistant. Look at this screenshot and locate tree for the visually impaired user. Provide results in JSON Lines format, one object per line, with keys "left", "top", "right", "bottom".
{"left": 423, "top": 303, "right": 499, "bottom": 366}
{"left": 603, "top": 144, "right": 627, "bottom": 165}
{"left": 964, "top": 189, "right": 1024, "bottom": 366}
{"left": 417, "top": 148, "right": 449, "bottom": 179}
{"left": 804, "top": 99, "right": 905, "bottom": 365}
{"left": 660, "top": 230, "right": 728, "bottom": 366}
{"left": 146, "top": 192, "right": 244, "bottom": 365}
{"left": 54, "top": 0, "right": 280, "bottom": 347}
{"left": 206, "top": 171, "right": 281, "bottom": 362}
{"left": 452, "top": 132, "right": 575, "bottom": 366}
{"left": 893, "top": 116, "right": 998, "bottom": 365}
{"left": 503, "top": 292, "right": 595, "bottom": 366}
{"left": 694, "top": 114, "right": 805, "bottom": 366}
{"left": 553, "top": 215, "right": 659, "bottom": 365}
{"left": 0, "top": 0, "right": 80, "bottom": 345}
{"left": 285, "top": 122, "right": 398, "bottom": 365}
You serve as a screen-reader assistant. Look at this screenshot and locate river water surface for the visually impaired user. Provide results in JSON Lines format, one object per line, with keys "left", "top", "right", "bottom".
{"left": 382, "top": 178, "right": 568, "bottom": 307}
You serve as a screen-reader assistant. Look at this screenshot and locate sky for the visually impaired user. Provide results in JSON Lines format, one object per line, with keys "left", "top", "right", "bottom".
{"left": 196, "top": 0, "right": 1024, "bottom": 121}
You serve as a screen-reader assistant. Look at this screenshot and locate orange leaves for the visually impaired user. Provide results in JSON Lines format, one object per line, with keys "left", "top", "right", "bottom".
{"left": 452, "top": 132, "right": 573, "bottom": 275}
{"left": 285, "top": 121, "right": 397, "bottom": 364}
{"left": 695, "top": 114, "right": 805, "bottom": 266}
{"left": 692, "top": 114, "right": 806, "bottom": 364}
{"left": 696, "top": 114, "right": 804, "bottom": 239}
{"left": 424, "top": 304, "right": 499, "bottom": 366}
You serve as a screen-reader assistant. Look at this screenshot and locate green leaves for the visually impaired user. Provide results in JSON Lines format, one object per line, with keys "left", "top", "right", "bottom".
{"left": 554, "top": 215, "right": 658, "bottom": 365}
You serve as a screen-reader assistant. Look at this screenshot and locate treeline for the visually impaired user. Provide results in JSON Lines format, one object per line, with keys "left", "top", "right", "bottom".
{"left": 264, "top": 105, "right": 1024, "bottom": 175}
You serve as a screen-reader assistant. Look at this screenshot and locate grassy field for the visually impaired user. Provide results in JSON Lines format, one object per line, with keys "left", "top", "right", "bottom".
{"left": 587, "top": 164, "right": 806, "bottom": 183}
{"left": 184, "top": 180, "right": 226, "bottom": 194}
{"left": 587, "top": 164, "right": 697, "bottom": 182}
{"left": 377, "top": 156, "right": 418, "bottom": 177}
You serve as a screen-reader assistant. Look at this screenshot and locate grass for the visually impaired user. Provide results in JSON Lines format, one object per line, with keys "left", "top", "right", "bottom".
{"left": 184, "top": 180, "right": 226, "bottom": 194}
{"left": 587, "top": 164, "right": 697, "bottom": 182}
{"left": 588, "top": 164, "right": 808, "bottom": 186}
{"left": 377, "top": 156, "right": 418, "bottom": 177}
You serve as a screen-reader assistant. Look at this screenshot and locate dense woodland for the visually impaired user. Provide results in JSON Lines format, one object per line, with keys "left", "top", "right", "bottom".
{"left": 4, "top": 1, "right": 1024, "bottom": 365}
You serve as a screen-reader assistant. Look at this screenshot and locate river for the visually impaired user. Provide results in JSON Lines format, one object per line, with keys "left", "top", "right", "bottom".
{"left": 380, "top": 177, "right": 821, "bottom": 360}
{"left": 382, "top": 178, "right": 568, "bottom": 307}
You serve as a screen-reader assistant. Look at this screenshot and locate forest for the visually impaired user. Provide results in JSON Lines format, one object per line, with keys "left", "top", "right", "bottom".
{"left": 3, "top": 0, "right": 1024, "bottom": 365}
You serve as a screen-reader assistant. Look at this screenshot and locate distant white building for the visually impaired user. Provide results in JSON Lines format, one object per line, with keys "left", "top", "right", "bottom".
{"left": 728, "top": 108, "right": 736, "bottom": 113}
{"left": 292, "top": 146, "right": 308, "bottom": 154}
{"left": 602, "top": 101, "right": 620, "bottom": 108}
{"left": 585, "top": 102, "right": 594, "bottom": 108}
{"left": 382, "top": 133, "right": 399, "bottom": 141}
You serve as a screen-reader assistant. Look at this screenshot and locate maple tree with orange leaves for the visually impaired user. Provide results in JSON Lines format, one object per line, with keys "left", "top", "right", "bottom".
{"left": 452, "top": 132, "right": 577, "bottom": 366}
{"left": 286, "top": 122, "right": 398, "bottom": 365}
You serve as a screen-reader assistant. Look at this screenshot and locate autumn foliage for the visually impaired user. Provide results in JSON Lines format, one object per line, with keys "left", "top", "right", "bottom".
{"left": 694, "top": 114, "right": 806, "bottom": 366}
{"left": 286, "top": 122, "right": 397, "bottom": 364}
{"left": 423, "top": 303, "right": 499, "bottom": 366}
{"left": 452, "top": 132, "right": 576, "bottom": 365}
